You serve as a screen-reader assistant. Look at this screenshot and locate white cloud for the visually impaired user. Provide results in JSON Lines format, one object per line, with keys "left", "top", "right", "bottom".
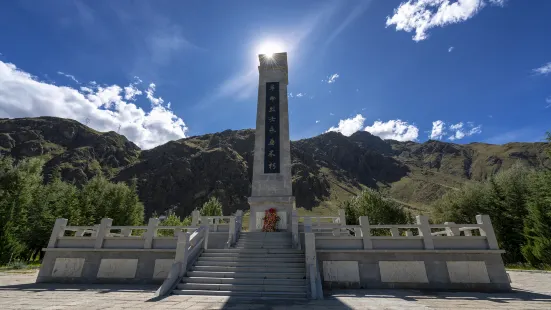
{"left": 429, "top": 120, "right": 446, "bottom": 140}
{"left": 0, "top": 60, "right": 187, "bottom": 149}
{"left": 330, "top": 112, "right": 335, "bottom": 116}
{"left": 365, "top": 119, "right": 419, "bottom": 141}
{"left": 124, "top": 84, "right": 142, "bottom": 101}
{"left": 386, "top": 0, "right": 505, "bottom": 42}
{"left": 145, "top": 83, "right": 164, "bottom": 106}
{"left": 296, "top": 93, "right": 305, "bottom": 98}
{"left": 533, "top": 62, "right": 551, "bottom": 76}
{"left": 448, "top": 46, "right": 454, "bottom": 52}
{"left": 316, "top": 120, "right": 320, "bottom": 124}
{"left": 327, "top": 115, "right": 418, "bottom": 141}
{"left": 57, "top": 71, "right": 80, "bottom": 84}
{"left": 447, "top": 121, "right": 482, "bottom": 141}
{"left": 546, "top": 97, "right": 551, "bottom": 108}
{"left": 327, "top": 73, "right": 340, "bottom": 84}
{"left": 289, "top": 92, "right": 294, "bottom": 98}
{"left": 327, "top": 114, "right": 365, "bottom": 136}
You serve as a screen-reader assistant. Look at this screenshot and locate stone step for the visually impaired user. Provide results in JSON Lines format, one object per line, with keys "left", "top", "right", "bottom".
{"left": 234, "top": 245, "right": 291, "bottom": 249}
{"left": 236, "top": 241, "right": 292, "bottom": 245}
{"left": 195, "top": 260, "right": 305, "bottom": 268}
{"left": 205, "top": 249, "right": 303, "bottom": 254}
{"left": 198, "top": 256, "right": 304, "bottom": 263}
{"left": 172, "top": 289, "right": 307, "bottom": 299}
{"left": 191, "top": 265, "right": 305, "bottom": 273}
{"left": 182, "top": 277, "right": 307, "bottom": 286}
{"left": 177, "top": 283, "right": 307, "bottom": 293}
{"left": 186, "top": 271, "right": 306, "bottom": 279}
{"left": 201, "top": 250, "right": 304, "bottom": 258}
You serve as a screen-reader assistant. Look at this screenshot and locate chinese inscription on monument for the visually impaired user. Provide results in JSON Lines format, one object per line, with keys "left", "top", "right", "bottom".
{"left": 264, "top": 82, "right": 280, "bottom": 173}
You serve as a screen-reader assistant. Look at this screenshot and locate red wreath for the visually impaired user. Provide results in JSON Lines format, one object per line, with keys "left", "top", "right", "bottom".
{"left": 262, "top": 208, "right": 280, "bottom": 232}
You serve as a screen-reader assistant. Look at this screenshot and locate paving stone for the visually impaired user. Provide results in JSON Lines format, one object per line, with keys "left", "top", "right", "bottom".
{"left": 1, "top": 271, "right": 551, "bottom": 309}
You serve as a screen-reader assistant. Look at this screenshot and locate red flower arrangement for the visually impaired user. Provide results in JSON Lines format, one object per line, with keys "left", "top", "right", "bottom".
{"left": 262, "top": 208, "right": 280, "bottom": 232}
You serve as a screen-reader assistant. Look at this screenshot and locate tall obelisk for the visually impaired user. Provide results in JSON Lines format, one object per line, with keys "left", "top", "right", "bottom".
{"left": 248, "top": 52, "right": 294, "bottom": 231}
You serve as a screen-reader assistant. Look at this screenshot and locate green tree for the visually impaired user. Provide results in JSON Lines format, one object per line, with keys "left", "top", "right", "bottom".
{"left": 200, "top": 197, "right": 223, "bottom": 216}
{"left": 79, "top": 176, "right": 144, "bottom": 226}
{"left": 157, "top": 210, "right": 192, "bottom": 236}
{"left": 522, "top": 134, "right": 551, "bottom": 266}
{"left": 0, "top": 157, "right": 44, "bottom": 264}
{"left": 342, "top": 188, "right": 413, "bottom": 232}
{"left": 432, "top": 163, "right": 533, "bottom": 263}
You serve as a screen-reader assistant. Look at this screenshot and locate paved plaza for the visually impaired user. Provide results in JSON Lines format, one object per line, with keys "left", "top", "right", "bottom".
{"left": 0, "top": 270, "right": 550, "bottom": 309}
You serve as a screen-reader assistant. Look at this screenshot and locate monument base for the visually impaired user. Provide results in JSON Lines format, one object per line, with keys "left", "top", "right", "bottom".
{"left": 248, "top": 196, "right": 295, "bottom": 232}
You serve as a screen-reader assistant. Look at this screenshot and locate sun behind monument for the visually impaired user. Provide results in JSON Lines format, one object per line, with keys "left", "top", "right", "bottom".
{"left": 256, "top": 41, "right": 285, "bottom": 58}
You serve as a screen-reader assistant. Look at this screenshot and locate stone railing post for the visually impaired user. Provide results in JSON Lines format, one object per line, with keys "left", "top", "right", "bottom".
{"left": 291, "top": 210, "right": 300, "bottom": 249}
{"left": 476, "top": 214, "right": 499, "bottom": 250}
{"left": 444, "top": 222, "right": 460, "bottom": 236}
{"left": 236, "top": 210, "right": 243, "bottom": 237}
{"left": 144, "top": 218, "right": 160, "bottom": 249}
{"left": 338, "top": 209, "right": 346, "bottom": 225}
{"left": 94, "top": 218, "right": 112, "bottom": 249}
{"left": 175, "top": 232, "right": 191, "bottom": 265}
{"left": 227, "top": 216, "right": 236, "bottom": 248}
{"left": 47, "top": 218, "right": 68, "bottom": 248}
{"left": 203, "top": 225, "right": 210, "bottom": 250}
{"left": 305, "top": 233, "right": 318, "bottom": 299}
{"left": 416, "top": 215, "right": 434, "bottom": 250}
{"left": 304, "top": 217, "right": 312, "bottom": 233}
{"left": 191, "top": 210, "right": 200, "bottom": 227}
{"left": 359, "top": 216, "right": 373, "bottom": 249}
{"left": 201, "top": 216, "right": 210, "bottom": 231}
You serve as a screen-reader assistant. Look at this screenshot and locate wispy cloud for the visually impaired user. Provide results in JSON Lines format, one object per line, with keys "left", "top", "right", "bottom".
{"left": 325, "top": 73, "right": 340, "bottom": 84}
{"left": 325, "top": 0, "right": 374, "bottom": 46}
{"left": 448, "top": 46, "right": 454, "bottom": 52}
{"left": 546, "top": 96, "right": 551, "bottom": 108}
{"left": 533, "top": 62, "right": 551, "bottom": 76}
{"left": 386, "top": 0, "right": 505, "bottom": 42}
{"left": 316, "top": 120, "right": 320, "bottom": 124}
{"left": 57, "top": 71, "right": 80, "bottom": 84}
{"left": 448, "top": 122, "right": 482, "bottom": 141}
{"left": 296, "top": 92, "right": 305, "bottom": 98}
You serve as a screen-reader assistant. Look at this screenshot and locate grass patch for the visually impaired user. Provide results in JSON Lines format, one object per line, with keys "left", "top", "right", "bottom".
{"left": 506, "top": 263, "right": 551, "bottom": 271}
{"left": 0, "top": 261, "right": 41, "bottom": 273}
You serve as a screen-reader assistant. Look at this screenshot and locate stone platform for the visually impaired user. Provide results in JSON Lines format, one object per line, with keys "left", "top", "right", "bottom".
{"left": 1, "top": 270, "right": 550, "bottom": 309}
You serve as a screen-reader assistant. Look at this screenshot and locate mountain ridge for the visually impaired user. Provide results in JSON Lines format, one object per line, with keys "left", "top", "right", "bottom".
{"left": 1, "top": 116, "right": 548, "bottom": 218}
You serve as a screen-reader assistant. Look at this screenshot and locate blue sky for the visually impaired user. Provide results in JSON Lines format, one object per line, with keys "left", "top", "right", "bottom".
{"left": 0, "top": 0, "right": 550, "bottom": 149}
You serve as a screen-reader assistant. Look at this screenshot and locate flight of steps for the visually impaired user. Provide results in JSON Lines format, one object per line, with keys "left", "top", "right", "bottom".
{"left": 173, "top": 232, "right": 307, "bottom": 299}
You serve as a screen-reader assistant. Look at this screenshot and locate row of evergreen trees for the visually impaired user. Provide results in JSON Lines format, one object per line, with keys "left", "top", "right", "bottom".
{"left": 0, "top": 156, "right": 224, "bottom": 265}
{"left": 341, "top": 133, "right": 551, "bottom": 267}
{"left": 0, "top": 157, "right": 144, "bottom": 264}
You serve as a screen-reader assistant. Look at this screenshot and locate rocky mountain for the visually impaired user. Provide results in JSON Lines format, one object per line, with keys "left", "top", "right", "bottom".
{"left": 1, "top": 117, "right": 549, "bottom": 218}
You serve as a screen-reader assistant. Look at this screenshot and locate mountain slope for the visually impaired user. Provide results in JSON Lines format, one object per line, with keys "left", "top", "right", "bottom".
{"left": 1, "top": 117, "right": 548, "bottom": 218}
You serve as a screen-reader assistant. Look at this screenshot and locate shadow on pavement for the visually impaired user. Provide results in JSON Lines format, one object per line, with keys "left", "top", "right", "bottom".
{"left": 327, "top": 288, "right": 551, "bottom": 304}
{"left": 0, "top": 282, "right": 158, "bottom": 293}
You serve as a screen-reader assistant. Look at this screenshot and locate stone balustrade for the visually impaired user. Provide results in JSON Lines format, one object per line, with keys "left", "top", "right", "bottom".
{"left": 301, "top": 214, "right": 499, "bottom": 251}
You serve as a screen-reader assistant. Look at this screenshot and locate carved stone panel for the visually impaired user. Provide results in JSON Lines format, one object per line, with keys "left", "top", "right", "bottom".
{"left": 447, "top": 261, "right": 490, "bottom": 283}
{"left": 52, "top": 258, "right": 85, "bottom": 277}
{"left": 97, "top": 259, "right": 138, "bottom": 278}
{"left": 379, "top": 261, "right": 429, "bottom": 283}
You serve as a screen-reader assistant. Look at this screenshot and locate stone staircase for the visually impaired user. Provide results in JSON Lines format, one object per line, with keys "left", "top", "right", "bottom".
{"left": 173, "top": 232, "right": 307, "bottom": 298}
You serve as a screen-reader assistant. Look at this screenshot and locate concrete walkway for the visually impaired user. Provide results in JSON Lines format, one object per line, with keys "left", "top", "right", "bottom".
{"left": 1, "top": 270, "right": 551, "bottom": 309}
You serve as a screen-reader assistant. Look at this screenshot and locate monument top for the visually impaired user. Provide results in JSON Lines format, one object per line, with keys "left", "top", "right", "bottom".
{"left": 258, "top": 52, "right": 288, "bottom": 68}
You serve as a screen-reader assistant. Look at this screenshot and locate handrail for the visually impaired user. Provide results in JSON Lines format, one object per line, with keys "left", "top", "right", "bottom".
{"left": 155, "top": 225, "right": 207, "bottom": 298}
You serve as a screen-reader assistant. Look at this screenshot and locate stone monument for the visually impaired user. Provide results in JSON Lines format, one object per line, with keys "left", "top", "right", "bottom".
{"left": 248, "top": 52, "right": 294, "bottom": 231}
